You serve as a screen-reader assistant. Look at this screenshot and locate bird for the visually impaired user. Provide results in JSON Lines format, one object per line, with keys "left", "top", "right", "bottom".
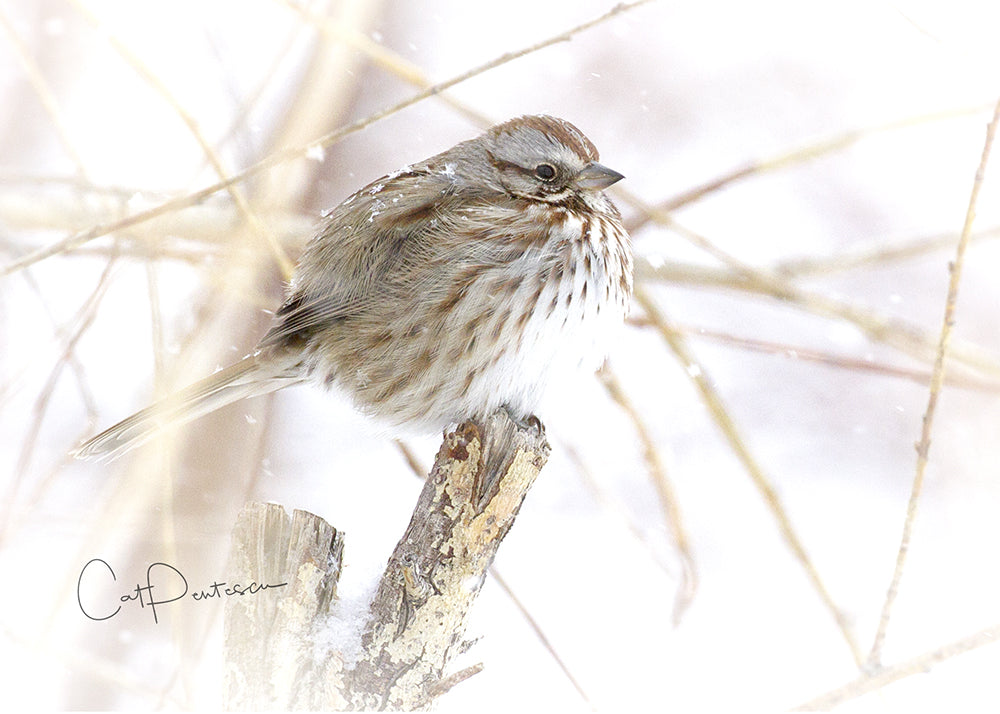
{"left": 74, "top": 114, "right": 633, "bottom": 461}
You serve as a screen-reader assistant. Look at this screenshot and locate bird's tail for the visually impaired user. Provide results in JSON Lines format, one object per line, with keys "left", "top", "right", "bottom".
{"left": 73, "top": 355, "right": 303, "bottom": 462}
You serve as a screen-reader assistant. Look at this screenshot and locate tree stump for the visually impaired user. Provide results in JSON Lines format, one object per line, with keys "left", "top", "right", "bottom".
{"left": 224, "top": 408, "right": 550, "bottom": 710}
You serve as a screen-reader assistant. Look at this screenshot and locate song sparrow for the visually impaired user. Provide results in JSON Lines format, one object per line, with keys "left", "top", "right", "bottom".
{"left": 75, "top": 115, "right": 633, "bottom": 460}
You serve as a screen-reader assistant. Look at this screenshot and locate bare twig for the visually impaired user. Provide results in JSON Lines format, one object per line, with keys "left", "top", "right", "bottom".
{"left": 425, "top": 662, "right": 485, "bottom": 700}
{"left": 623, "top": 103, "right": 992, "bottom": 229}
{"left": 628, "top": 318, "right": 1000, "bottom": 393}
{"left": 865, "top": 96, "right": 1000, "bottom": 670}
{"left": 772, "top": 226, "right": 1000, "bottom": 277}
{"left": 1, "top": 254, "right": 117, "bottom": 539}
{"left": 394, "top": 439, "right": 428, "bottom": 480}
{"left": 598, "top": 364, "right": 698, "bottom": 624}
{"left": 620, "top": 188, "right": 762, "bottom": 273}
{"left": 799, "top": 623, "right": 1000, "bottom": 710}
{"left": 635, "top": 284, "right": 863, "bottom": 665}
{"left": 490, "top": 566, "right": 593, "bottom": 709}
{"left": 636, "top": 256, "right": 1000, "bottom": 380}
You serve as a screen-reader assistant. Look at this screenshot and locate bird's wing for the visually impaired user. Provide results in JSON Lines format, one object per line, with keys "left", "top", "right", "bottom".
{"left": 258, "top": 174, "right": 466, "bottom": 350}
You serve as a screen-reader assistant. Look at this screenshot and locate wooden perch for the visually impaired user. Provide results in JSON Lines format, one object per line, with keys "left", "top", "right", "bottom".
{"left": 224, "top": 503, "right": 347, "bottom": 710}
{"left": 224, "top": 408, "right": 550, "bottom": 710}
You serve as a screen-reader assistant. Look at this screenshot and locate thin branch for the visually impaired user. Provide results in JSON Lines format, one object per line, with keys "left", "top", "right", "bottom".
{"left": 598, "top": 364, "right": 698, "bottom": 624}
{"left": 394, "top": 439, "right": 428, "bottom": 480}
{"left": 772, "top": 226, "right": 1000, "bottom": 278}
{"left": 798, "top": 623, "right": 1000, "bottom": 711}
{"left": 426, "top": 663, "right": 485, "bottom": 700}
{"left": 564, "top": 443, "right": 690, "bottom": 591}
{"left": 865, "top": 96, "right": 1000, "bottom": 670}
{"left": 629, "top": 318, "right": 1000, "bottom": 393}
{"left": 0, "top": 255, "right": 116, "bottom": 540}
{"left": 0, "top": 186, "right": 312, "bottom": 256}
{"left": 636, "top": 256, "right": 1000, "bottom": 381}
{"left": 490, "top": 566, "right": 593, "bottom": 709}
{"left": 635, "top": 284, "right": 864, "bottom": 666}
{"left": 623, "top": 103, "right": 993, "bottom": 230}
{"left": 620, "top": 188, "right": 763, "bottom": 273}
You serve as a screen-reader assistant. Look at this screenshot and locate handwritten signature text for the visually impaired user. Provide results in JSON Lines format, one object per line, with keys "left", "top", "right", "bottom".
{"left": 77, "top": 558, "right": 287, "bottom": 624}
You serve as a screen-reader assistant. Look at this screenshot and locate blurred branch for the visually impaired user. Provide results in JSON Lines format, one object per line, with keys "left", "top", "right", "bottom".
{"left": 277, "top": 0, "right": 493, "bottom": 127}
{"left": 636, "top": 256, "right": 1000, "bottom": 380}
{"left": 0, "top": 6, "right": 87, "bottom": 173}
{"left": 0, "top": 254, "right": 116, "bottom": 541}
{"left": 772, "top": 226, "right": 1000, "bottom": 277}
{"left": 68, "top": 0, "right": 294, "bottom": 277}
{"left": 599, "top": 364, "right": 697, "bottom": 624}
{"left": 394, "top": 439, "right": 427, "bottom": 480}
{"left": 630, "top": 318, "right": 1000, "bottom": 393}
{"left": 256, "top": 0, "right": 388, "bottom": 209}
{"left": 621, "top": 187, "right": 761, "bottom": 271}
{"left": 0, "top": 186, "right": 312, "bottom": 256}
{"left": 866, "top": 96, "right": 1000, "bottom": 670}
{"left": 623, "top": 103, "right": 993, "bottom": 229}
{"left": 1, "top": 0, "right": 654, "bottom": 278}
{"left": 627, "top": 196, "right": 1000, "bottom": 378}
{"left": 634, "top": 284, "right": 863, "bottom": 666}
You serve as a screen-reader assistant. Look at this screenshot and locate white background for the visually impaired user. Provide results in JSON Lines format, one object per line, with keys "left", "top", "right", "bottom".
{"left": 2, "top": 0, "right": 1000, "bottom": 710}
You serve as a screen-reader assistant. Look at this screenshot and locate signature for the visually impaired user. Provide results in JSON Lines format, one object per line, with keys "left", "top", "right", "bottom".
{"left": 77, "top": 558, "right": 287, "bottom": 624}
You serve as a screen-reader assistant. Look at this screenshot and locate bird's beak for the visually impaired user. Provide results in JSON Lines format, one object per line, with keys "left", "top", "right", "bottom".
{"left": 576, "top": 162, "right": 625, "bottom": 190}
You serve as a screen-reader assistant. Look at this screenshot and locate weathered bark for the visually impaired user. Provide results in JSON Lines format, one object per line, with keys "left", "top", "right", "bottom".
{"left": 224, "top": 503, "right": 347, "bottom": 710}
{"left": 224, "top": 408, "right": 550, "bottom": 710}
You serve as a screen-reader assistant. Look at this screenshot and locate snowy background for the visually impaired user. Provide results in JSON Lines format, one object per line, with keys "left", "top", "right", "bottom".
{"left": 2, "top": 0, "right": 1000, "bottom": 710}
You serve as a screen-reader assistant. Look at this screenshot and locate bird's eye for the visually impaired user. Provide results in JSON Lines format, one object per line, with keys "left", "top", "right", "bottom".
{"left": 534, "top": 163, "right": 557, "bottom": 181}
